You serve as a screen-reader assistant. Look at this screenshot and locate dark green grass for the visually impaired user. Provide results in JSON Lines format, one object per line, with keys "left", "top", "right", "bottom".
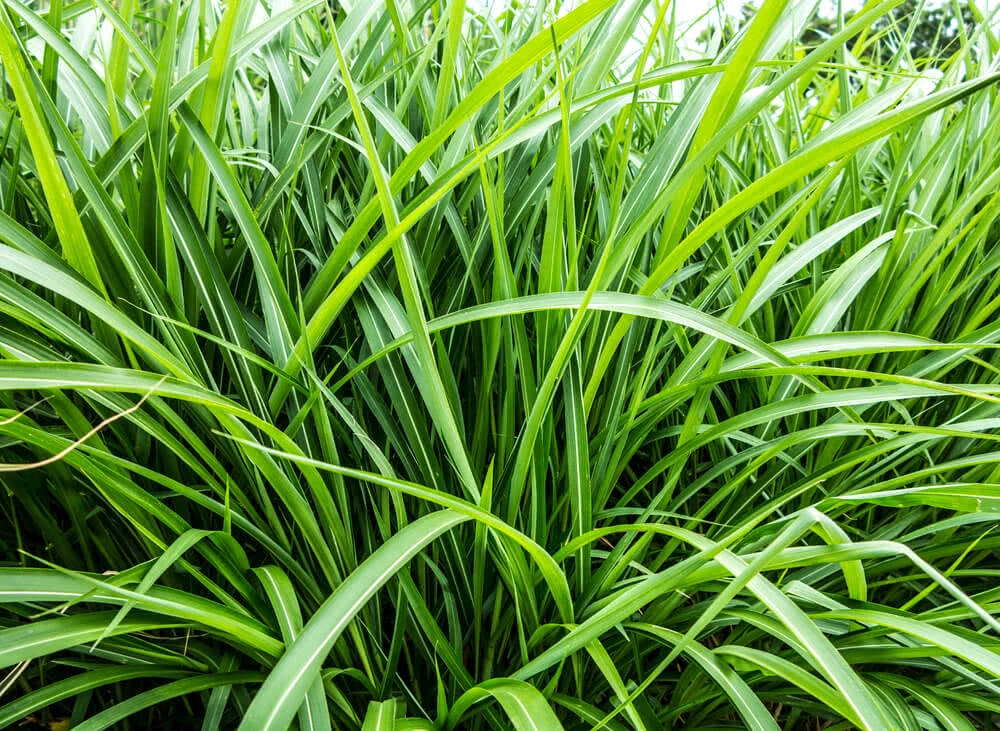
{"left": 1, "top": 0, "right": 1000, "bottom": 728}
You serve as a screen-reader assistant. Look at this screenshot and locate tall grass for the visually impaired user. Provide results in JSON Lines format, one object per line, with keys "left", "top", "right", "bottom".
{"left": 1, "top": 0, "right": 1000, "bottom": 727}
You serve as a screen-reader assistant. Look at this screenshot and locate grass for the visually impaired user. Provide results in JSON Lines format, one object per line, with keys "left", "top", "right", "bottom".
{"left": 1, "top": 0, "right": 1000, "bottom": 727}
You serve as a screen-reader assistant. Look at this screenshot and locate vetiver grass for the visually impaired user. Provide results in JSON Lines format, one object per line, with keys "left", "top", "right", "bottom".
{"left": 1, "top": 0, "right": 1000, "bottom": 727}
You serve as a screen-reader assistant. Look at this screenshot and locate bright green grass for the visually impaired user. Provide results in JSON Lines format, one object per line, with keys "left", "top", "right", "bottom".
{"left": 1, "top": 0, "right": 1000, "bottom": 728}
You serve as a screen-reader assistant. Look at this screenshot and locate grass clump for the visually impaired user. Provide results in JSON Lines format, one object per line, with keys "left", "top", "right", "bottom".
{"left": 1, "top": 0, "right": 1000, "bottom": 728}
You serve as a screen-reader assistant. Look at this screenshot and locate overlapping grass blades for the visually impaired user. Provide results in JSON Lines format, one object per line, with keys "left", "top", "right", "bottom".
{"left": 1, "top": 0, "right": 1000, "bottom": 728}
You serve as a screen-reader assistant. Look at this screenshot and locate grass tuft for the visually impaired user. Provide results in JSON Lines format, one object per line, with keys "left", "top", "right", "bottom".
{"left": 1, "top": 0, "right": 1000, "bottom": 728}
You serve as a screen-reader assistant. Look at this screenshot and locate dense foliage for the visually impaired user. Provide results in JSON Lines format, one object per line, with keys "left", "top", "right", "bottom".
{"left": 1, "top": 0, "right": 1000, "bottom": 728}
{"left": 802, "top": 0, "right": 981, "bottom": 66}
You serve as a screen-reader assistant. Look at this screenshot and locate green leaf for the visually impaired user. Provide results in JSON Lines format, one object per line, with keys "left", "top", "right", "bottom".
{"left": 238, "top": 511, "right": 470, "bottom": 730}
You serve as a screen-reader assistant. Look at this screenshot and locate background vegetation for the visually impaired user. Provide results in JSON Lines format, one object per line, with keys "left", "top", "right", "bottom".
{"left": 1, "top": 0, "right": 1000, "bottom": 728}
{"left": 802, "top": 0, "right": 980, "bottom": 65}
